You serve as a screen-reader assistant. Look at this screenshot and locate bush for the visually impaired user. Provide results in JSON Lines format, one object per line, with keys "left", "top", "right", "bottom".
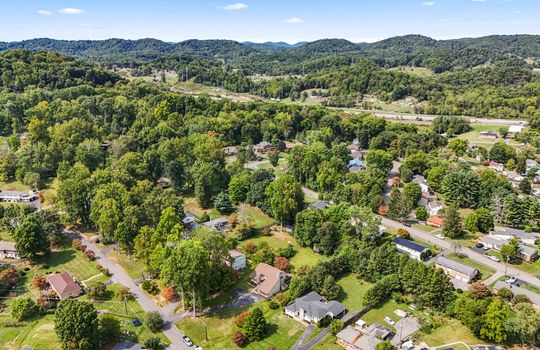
{"left": 233, "top": 331, "right": 246, "bottom": 347}
{"left": 161, "top": 286, "right": 177, "bottom": 302}
{"left": 87, "top": 282, "right": 107, "bottom": 299}
{"left": 115, "top": 286, "right": 134, "bottom": 301}
{"left": 84, "top": 250, "right": 96, "bottom": 260}
{"left": 273, "top": 256, "right": 289, "bottom": 272}
{"left": 98, "top": 266, "right": 111, "bottom": 276}
{"left": 146, "top": 311, "right": 164, "bottom": 332}
{"left": 71, "top": 239, "right": 82, "bottom": 250}
{"left": 32, "top": 275, "right": 49, "bottom": 290}
{"left": 397, "top": 228, "right": 410, "bottom": 239}
{"left": 141, "top": 280, "right": 160, "bottom": 295}
{"left": 37, "top": 291, "right": 58, "bottom": 310}
{"left": 235, "top": 310, "right": 249, "bottom": 328}
{"left": 514, "top": 294, "right": 531, "bottom": 304}
{"left": 330, "top": 319, "right": 344, "bottom": 335}
{"left": 275, "top": 292, "right": 290, "bottom": 306}
{"left": 317, "top": 315, "right": 332, "bottom": 328}
{"left": 144, "top": 336, "right": 164, "bottom": 350}
{"left": 11, "top": 297, "right": 37, "bottom": 321}
{"left": 268, "top": 300, "right": 279, "bottom": 310}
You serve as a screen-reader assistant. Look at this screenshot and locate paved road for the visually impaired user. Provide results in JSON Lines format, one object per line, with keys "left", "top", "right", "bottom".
{"left": 292, "top": 324, "right": 315, "bottom": 350}
{"left": 65, "top": 230, "right": 191, "bottom": 350}
{"left": 381, "top": 219, "right": 540, "bottom": 289}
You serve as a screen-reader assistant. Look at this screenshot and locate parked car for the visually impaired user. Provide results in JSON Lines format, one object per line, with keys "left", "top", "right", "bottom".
{"left": 435, "top": 234, "right": 445, "bottom": 240}
{"left": 183, "top": 336, "right": 194, "bottom": 347}
{"left": 536, "top": 275, "right": 540, "bottom": 280}
{"left": 483, "top": 246, "right": 490, "bottom": 251}
{"left": 195, "top": 347, "right": 203, "bottom": 350}
{"left": 475, "top": 243, "right": 484, "bottom": 248}
{"left": 488, "top": 255, "right": 500, "bottom": 262}
{"left": 384, "top": 316, "right": 395, "bottom": 326}
{"left": 506, "top": 277, "right": 517, "bottom": 284}
{"left": 131, "top": 319, "right": 142, "bottom": 327}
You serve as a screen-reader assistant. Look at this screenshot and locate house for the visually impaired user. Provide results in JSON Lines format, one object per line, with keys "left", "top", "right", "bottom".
{"left": 488, "top": 161, "right": 504, "bottom": 172}
{"left": 253, "top": 141, "right": 273, "bottom": 154}
{"left": 494, "top": 281, "right": 540, "bottom": 310}
{"left": 518, "top": 245, "right": 538, "bottom": 263}
{"left": 479, "top": 131, "right": 498, "bottom": 138}
{"left": 250, "top": 263, "right": 288, "bottom": 298}
{"left": 222, "top": 146, "right": 238, "bottom": 156}
{"left": 0, "top": 190, "right": 38, "bottom": 203}
{"left": 364, "top": 323, "right": 393, "bottom": 340}
{"left": 412, "top": 175, "right": 429, "bottom": 193}
{"left": 0, "top": 241, "right": 20, "bottom": 259}
{"left": 426, "top": 216, "right": 444, "bottom": 228}
{"left": 336, "top": 326, "right": 381, "bottom": 350}
{"left": 351, "top": 150, "right": 363, "bottom": 160}
{"left": 490, "top": 227, "right": 538, "bottom": 246}
{"left": 508, "top": 124, "right": 524, "bottom": 136}
{"left": 47, "top": 272, "right": 82, "bottom": 299}
{"left": 348, "top": 160, "right": 364, "bottom": 172}
{"left": 526, "top": 159, "right": 539, "bottom": 171}
{"left": 392, "top": 237, "right": 430, "bottom": 261}
{"left": 284, "top": 141, "right": 303, "bottom": 151}
{"left": 435, "top": 256, "right": 478, "bottom": 283}
{"left": 309, "top": 200, "right": 330, "bottom": 211}
{"left": 427, "top": 200, "right": 444, "bottom": 216}
{"left": 285, "top": 291, "right": 346, "bottom": 323}
{"left": 156, "top": 177, "right": 171, "bottom": 188}
{"left": 202, "top": 217, "right": 229, "bottom": 232}
{"left": 229, "top": 250, "right": 246, "bottom": 270}
{"left": 505, "top": 171, "right": 524, "bottom": 182}
{"left": 479, "top": 235, "right": 508, "bottom": 250}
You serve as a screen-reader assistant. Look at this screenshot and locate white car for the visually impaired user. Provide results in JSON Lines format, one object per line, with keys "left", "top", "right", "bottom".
{"left": 384, "top": 316, "right": 395, "bottom": 326}
{"left": 195, "top": 347, "right": 203, "bottom": 350}
{"left": 488, "top": 255, "right": 500, "bottom": 262}
{"left": 182, "top": 336, "right": 194, "bottom": 347}
{"left": 435, "top": 234, "right": 445, "bottom": 240}
{"left": 506, "top": 277, "right": 517, "bottom": 284}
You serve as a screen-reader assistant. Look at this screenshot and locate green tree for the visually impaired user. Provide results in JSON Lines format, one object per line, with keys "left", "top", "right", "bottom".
{"left": 366, "top": 150, "right": 393, "bottom": 172}
{"left": 415, "top": 206, "right": 428, "bottom": 221}
{"left": 145, "top": 311, "right": 164, "bottom": 332}
{"left": 519, "top": 178, "right": 531, "bottom": 194}
{"left": 228, "top": 171, "right": 251, "bottom": 204}
{"left": 480, "top": 297, "right": 510, "bottom": 343}
{"left": 388, "top": 189, "right": 411, "bottom": 223}
{"left": 14, "top": 217, "right": 50, "bottom": 259}
{"left": 442, "top": 205, "right": 463, "bottom": 238}
{"left": 265, "top": 175, "right": 304, "bottom": 227}
{"left": 489, "top": 141, "right": 515, "bottom": 164}
{"left": 321, "top": 275, "right": 340, "bottom": 300}
{"left": 269, "top": 150, "right": 280, "bottom": 167}
{"left": 447, "top": 138, "right": 468, "bottom": 156}
{"left": 403, "top": 182, "right": 422, "bottom": 207}
{"left": 214, "top": 191, "right": 233, "bottom": 214}
{"left": 87, "top": 282, "right": 107, "bottom": 300}
{"left": 375, "top": 341, "right": 396, "bottom": 350}
{"left": 330, "top": 319, "right": 344, "bottom": 335}
{"left": 441, "top": 170, "right": 480, "bottom": 208}
{"left": 11, "top": 297, "right": 37, "bottom": 321}
{"left": 500, "top": 238, "right": 519, "bottom": 263}
{"left": 243, "top": 307, "right": 266, "bottom": 342}
{"left": 506, "top": 303, "right": 540, "bottom": 346}
{"left": 475, "top": 207, "right": 494, "bottom": 233}
{"left": 464, "top": 212, "right": 479, "bottom": 232}
{"left": 143, "top": 337, "right": 164, "bottom": 350}
{"left": 54, "top": 299, "right": 99, "bottom": 350}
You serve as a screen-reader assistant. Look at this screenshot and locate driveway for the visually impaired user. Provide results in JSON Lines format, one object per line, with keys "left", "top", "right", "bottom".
{"left": 392, "top": 317, "right": 421, "bottom": 345}
{"left": 208, "top": 288, "right": 264, "bottom": 314}
{"left": 64, "top": 230, "right": 191, "bottom": 350}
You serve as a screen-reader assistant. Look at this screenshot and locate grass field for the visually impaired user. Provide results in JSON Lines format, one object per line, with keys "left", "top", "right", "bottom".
{"left": 108, "top": 250, "right": 146, "bottom": 280}
{"left": 336, "top": 274, "right": 374, "bottom": 311}
{"left": 0, "top": 181, "right": 30, "bottom": 191}
{"left": 421, "top": 319, "right": 483, "bottom": 346}
{"left": 445, "top": 253, "right": 495, "bottom": 281}
{"left": 241, "top": 228, "right": 327, "bottom": 269}
{"left": 311, "top": 334, "right": 342, "bottom": 350}
{"left": 177, "top": 302, "right": 305, "bottom": 350}
{"left": 360, "top": 300, "right": 410, "bottom": 331}
{"left": 389, "top": 66, "right": 435, "bottom": 77}
{"left": 34, "top": 248, "right": 102, "bottom": 281}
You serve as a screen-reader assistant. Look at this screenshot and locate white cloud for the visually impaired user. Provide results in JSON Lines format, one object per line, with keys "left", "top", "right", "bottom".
{"left": 220, "top": 3, "right": 248, "bottom": 10}
{"left": 472, "top": 0, "right": 487, "bottom": 2}
{"left": 285, "top": 17, "right": 304, "bottom": 24}
{"left": 58, "top": 8, "right": 84, "bottom": 15}
{"left": 422, "top": 1, "right": 435, "bottom": 6}
{"left": 37, "top": 10, "right": 52, "bottom": 16}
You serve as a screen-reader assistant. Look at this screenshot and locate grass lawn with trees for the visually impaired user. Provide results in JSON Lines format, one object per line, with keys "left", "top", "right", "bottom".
{"left": 336, "top": 273, "right": 374, "bottom": 311}
{"left": 421, "top": 319, "right": 483, "bottom": 346}
{"left": 177, "top": 302, "right": 305, "bottom": 350}
{"left": 360, "top": 300, "right": 410, "bottom": 331}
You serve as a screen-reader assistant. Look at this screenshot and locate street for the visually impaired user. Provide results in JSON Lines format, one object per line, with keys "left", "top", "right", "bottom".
{"left": 65, "top": 230, "right": 192, "bottom": 350}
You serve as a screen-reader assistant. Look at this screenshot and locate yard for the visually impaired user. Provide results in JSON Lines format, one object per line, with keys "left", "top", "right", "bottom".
{"left": 360, "top": 300, "right": 411, "bottom": 331}
{"left": 445, "top": 253, "right": 495, "bottom": 281}
{"left": 241, "top": 228, "right": 327, "bottom": 269}
{"left": 421, "top": 319, "right": 483, "bottom": 346}
{"left": 177, "top": 302, "right": 306, "bottom": 350}
{"left": 107, "top": 250, "right": 146, "bottom": 280}
{"left": 336, "top": 273, "right": 374, "bottom": 312}
{"left": 34, "top": 248, "right": 102, "bottom": 281}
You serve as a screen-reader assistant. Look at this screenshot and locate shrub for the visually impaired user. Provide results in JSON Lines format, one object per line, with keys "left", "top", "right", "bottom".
{"left": 415, "top": 206, "right": 428, "bottom": 221}
{"left": 84, "top": 250, "right": 96, "bottom": 260}
{"left": 268, "top": 300, "right": 279, "bottom": 310}
{"left": 144, "top": 336, "right": 163, "bottom": 350}
{"left": 87, "top": 282, "right": 107, "bottom": 299}
{"left": 397, "top": 228, "right": 410, "bottom": 239}
{"left": 497, "top": 287, "right": 513, "bottom": 301}
{"left": 141, "top": 280, "right": 160, "bottom": 295}
{"left": 71, "top": 239, "right": 82, "bottom": 250}
{"left": 330, "top": 320, "right": 344, "bottom": 335}
{"left": 161, "top": 286, "right": 177, "bottom": 302}
{"left": 273, "top": 256, "right": 289, "bottom": 272}
{"left": 317, "top": 315, "right": 332, "bottom": 328}
{"left": 275, "top": 292, "right": 290, "bottom": 307}
{"left": 145, "top": 311, "right": 164, "bottom": 332}
{"left": 32, "top": 275, "right": 49, "bottom": 290}
{"left": 235, "top": 310, "right": 249, "bottom": 328}
{"left": 514, "top": 294, "right": 531, "bottom": 304}
{"left": 37, "top": 291, "right": 58, "bottom": 310}
{"left": 232, "top": 331, "right": 246, "bottom": 347}
{"left": 11, "top": 297, "right": 37, "bottom": 321}
{"left": 115, "top": 286, "right": 134, "bottom": 300}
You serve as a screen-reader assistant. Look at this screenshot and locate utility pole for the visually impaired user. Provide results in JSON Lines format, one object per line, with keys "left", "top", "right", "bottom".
{"left": 123, "top": 295, "right": 128, "bottom": 316}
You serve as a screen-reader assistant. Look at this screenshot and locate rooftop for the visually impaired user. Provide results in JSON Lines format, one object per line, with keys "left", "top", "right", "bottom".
{"left": 392, "top": 237, "right": 429, "bottom": 253}
{"left": 435, "top": 256, "right": 479, "bottom": 278}
{"left": 0, "top": 241, "right": 17, "bottom": 251}
{"left": 285, "top": 291, "right": 345, "bottom": 319}
{"left": 47, "top": 272, "right": 81, "bottom": 296}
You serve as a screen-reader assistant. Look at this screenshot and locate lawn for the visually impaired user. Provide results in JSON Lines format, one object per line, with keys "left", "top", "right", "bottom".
{"left": 34, "top": 248, "right": 102, "bottom": 281}
{"left": 445, "top": 253, "right": 495, "bottom": 281}
{"left": 184, "top": 197, "right": 221, "bottom": 219}
{"left": 360, "top": 300, "right": 410, "bottom": 331}
{"left": 505, "top": 256, "right": 540, "bottom": 275}
{"left": 242, "top": 228, "right": 327, "bottom": 269}
{"left": 336, "top": 274, "right": 374, "bottom": 312}
{"left": 311, "top": 335, "right": 342, "bottom": 350}
{"left": 256, "top": 158, "right": 287, "bottom": 178}
{"left": 421, "top": 319, "right": 483, "bottom": 346}
{"left": 240, "top": 204, "right": 274, "bottom": 228}
{"left": 177, "top": 302, "right": 306, "bottom": 350}
{"left": 205, "top": 269, "right": 253, "bottom": 308}
{"left": 108, "top": 250, "right": 146, "bottom": 280}
{"left": 0, "top": 180, "right": 30, "bottom": 192}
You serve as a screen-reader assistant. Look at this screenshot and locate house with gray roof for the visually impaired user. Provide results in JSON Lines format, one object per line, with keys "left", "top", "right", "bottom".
{"left": 490, "top": 227, "right": 538, "bottom": 246}
{"left": 392, "top": 237, "right": 430, "bottom": 261}
{"left": 285, "top": 291, "right": 345, "bottom": 324}
{"left": 309, "top": 200, "right": 330, "bottom": 211}
{"left": 435, "top": 256, "right": 478, "bottom": 283}
{"left": 336, "top": 326, "right": 381, "bottom": 350}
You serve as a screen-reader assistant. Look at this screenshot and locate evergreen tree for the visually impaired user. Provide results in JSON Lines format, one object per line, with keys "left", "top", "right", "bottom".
{"left": 442, "top": 205, "right": 463, "bottom": 238}
{"left": 243, "top": 307, "right": 266, "bottom": 342}
{"left": 214, "top": 191, "right": 233, "bottom": 214}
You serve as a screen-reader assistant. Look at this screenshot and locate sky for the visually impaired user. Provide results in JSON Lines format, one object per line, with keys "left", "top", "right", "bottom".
{"left": 0, "top": 0, "right": 539, "bottom": 43}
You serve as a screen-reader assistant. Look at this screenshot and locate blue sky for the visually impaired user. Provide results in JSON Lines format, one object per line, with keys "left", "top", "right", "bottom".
{"left": 0, "top": 0, "right": 538, "bottom": 43}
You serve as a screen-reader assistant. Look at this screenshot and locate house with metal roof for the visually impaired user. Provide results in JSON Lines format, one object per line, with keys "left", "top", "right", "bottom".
{"left": 392, "top": 237, "right": 430, "bottom": 261}
{"left": 336, "top": 326, "right": 381, "bottom": 350}
{"left": 435, "top": 256, "right": 478, "bottom": 283}
{"left": 490, "top": 227, "right": 538, "bottom": 246}
{"left": 285, "top": 291, "right": 346, "bottom": 324}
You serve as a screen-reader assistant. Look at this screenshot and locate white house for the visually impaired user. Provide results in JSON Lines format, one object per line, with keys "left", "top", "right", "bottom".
{"left": 0, "top": 190, "right": 38, "bottom": 203}
{"left": 250, "top": 263, "right": 288, "bottom": 298}
{"left": 0, "top": 241, "right": 20, "bottom": 259}
{"left": 228, "top": 250, "right": 246, "bottom": 270}
{"left": 526, "top": 159, "right": 539, "bottom": 171}
{"left": 491, "top": 227, "right": 538, "bottom": 246}
{"left": 285, "top": 291, "right": 346, "bottom": 324}
{"left": 427, "top": 200, "right": 444, "bottom": 216}
{"left": 392, "top": 237, "right": 430, "bottom": 261}
{"left": 505, "top": 171, "right": 524, "bottom": 182}
{"left": 412, "top": 175, "right": 429, "bottom": 193}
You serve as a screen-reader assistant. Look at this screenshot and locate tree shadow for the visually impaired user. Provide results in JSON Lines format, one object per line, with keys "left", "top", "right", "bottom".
{"left": 265, "top": 323, "right": 278, "bottom": 338}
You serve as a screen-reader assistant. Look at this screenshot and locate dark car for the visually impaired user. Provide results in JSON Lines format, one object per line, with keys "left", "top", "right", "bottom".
{"left": 475, "top": 242, "right": 484, "bottom": 249}
{"left": 132, "top": 319, "right": 142, "bottom": 327}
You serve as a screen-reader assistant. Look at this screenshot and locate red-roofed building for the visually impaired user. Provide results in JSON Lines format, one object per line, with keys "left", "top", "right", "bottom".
{"left": 47, "top": 272, "right": 82, "bottom": 299}
{"left": 427, "top": 216, "right": 444, "bottom": 228}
